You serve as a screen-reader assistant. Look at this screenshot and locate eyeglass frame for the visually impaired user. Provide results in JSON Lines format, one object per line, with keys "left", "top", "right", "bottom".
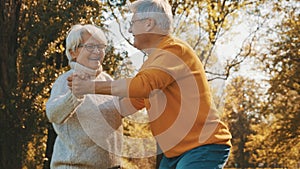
{"left": 129, "top": 18, "right": 149, "bottom": 27}
{"left": 78, "top": 43, "right": 107, "bottom": 53}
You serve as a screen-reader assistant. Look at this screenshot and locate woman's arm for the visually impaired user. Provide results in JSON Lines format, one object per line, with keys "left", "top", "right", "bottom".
{"left": 46, "top": 72, "right": 83, "bottom": 124}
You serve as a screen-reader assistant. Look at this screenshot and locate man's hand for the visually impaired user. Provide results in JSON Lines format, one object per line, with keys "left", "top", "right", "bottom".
{"left": 67, "top": 73, "right": 95, "bottom": 98}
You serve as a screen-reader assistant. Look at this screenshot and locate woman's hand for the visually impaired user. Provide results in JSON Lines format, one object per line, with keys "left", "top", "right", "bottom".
{"left": 67, "top": 73, "right": 95, "bottom": 98}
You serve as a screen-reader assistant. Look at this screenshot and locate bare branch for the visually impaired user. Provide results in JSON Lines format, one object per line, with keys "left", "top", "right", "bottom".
{"left": 107, "top": 3, "right": 133, "bottom": 46}
{"left": 107, "top": 3, "right": 147, "bottom": 62}
{"left": 206, "top": 19, "right": 263, "bottom": 81}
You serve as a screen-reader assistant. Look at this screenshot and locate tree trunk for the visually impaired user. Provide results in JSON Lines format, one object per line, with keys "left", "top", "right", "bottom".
{"left": 43, "top": 125, "right": 57, "bottom": 169}
{"left": 0, "top": 0, "right": 23, "bottom": 168}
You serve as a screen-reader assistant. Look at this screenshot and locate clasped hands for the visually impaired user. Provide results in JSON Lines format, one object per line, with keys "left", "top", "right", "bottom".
{"left": 67, "top": 73, "right": 95, "bottom": 98}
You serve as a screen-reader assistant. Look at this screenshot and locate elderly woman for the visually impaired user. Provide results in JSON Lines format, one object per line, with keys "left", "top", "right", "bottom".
{"left": 46, "top": 24, "right": 122, "bottom": 169}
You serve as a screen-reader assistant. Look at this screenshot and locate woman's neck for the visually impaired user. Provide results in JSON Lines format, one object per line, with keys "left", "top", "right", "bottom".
{"left": 69, "top": 62, "right": 102, "bottom": 78}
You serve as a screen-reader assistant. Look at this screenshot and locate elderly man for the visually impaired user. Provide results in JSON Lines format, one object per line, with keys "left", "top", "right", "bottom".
{"left": 68, "top": 0, "right": 232, "bottom": 168}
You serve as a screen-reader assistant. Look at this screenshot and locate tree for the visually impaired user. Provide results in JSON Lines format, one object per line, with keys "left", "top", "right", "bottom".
{"left": 0, "top": 0, "right": 125, "bottom": 168}
{"left": 222, "top": 77, "right": 263, "bottom": 168}
{"left": 0, "top": 0, "right": 23, "bottom": 168}
{"left": 252, "top": 1, "right": 300, "bottom": 167}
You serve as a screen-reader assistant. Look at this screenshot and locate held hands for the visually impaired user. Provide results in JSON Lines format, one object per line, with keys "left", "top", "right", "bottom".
{"left": 67, "top": 73, "right": 95, "bottom": 98}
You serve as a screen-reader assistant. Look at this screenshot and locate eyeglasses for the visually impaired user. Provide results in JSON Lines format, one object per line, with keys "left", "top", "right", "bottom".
{"left": 78, "top": 44, "right": 106, "bottom": 53}
{"left": 129, "top": 18, "right": 148, "bottom": 27}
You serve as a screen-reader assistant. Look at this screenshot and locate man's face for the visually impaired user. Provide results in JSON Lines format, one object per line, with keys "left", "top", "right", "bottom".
{"left": 128, "top": 14, "right": 148, "bottom": 50}
{"left": 71, "top": 32, "right": 106, "bottom": 70}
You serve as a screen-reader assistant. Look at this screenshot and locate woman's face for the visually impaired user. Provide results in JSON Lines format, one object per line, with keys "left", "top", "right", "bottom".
{"left": 71, "top": 32, "right": 106, "bottom": 70}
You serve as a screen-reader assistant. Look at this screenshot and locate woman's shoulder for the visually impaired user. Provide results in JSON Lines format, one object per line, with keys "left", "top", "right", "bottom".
{"left": 97, "top": 71, "right": 113, "bottom": 81}
{"left": 53, "top": 70, "right": 73, "bottom": 84}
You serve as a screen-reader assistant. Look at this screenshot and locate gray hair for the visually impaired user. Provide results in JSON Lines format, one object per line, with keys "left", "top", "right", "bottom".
{"left": 65, "top": 24, "right": 107, "bottom": 62}
{"left": 130, "top": 0, "right": 173, "bottom": 34}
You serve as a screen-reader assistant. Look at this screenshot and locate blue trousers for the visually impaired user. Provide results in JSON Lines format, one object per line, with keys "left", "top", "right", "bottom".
{"left": 159, "top": 144, "right": 230, "bottom": 169}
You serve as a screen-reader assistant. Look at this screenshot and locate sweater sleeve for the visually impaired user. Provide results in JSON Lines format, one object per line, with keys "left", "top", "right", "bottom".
{"left": 116, "top": 97, "right": 145, "bottom": 117}
{"left": 46, "top": 72, "right": 83, "bottom": 124}
{"left": 101, "top": 71, "right": 114, "bottom": 81}
{"left": 128, "top": 69, "right": 175, "bottom": 98}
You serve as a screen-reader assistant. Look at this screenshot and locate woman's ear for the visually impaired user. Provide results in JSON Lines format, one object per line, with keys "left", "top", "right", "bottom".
{"left": 70, "top": 49, "right": 78, "bottom": 61}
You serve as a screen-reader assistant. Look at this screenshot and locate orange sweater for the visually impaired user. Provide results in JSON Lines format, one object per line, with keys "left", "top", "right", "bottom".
{"left": 127, "top": 35, "right": 231, "bottom": 158}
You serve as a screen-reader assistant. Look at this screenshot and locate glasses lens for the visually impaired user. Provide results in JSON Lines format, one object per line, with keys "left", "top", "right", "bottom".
{"left": 85, "top": 45, "right": 95, "bottom": 52}
{"left": 79, "top": 44, "right": 106, "bottom": 52}
{"left": 96, "top": 44, "right": 106, "bottom": 50}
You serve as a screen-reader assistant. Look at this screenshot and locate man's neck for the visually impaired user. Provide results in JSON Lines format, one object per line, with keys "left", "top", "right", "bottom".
{"left": 143, "top": 34, "right": 168, "bottom": 54}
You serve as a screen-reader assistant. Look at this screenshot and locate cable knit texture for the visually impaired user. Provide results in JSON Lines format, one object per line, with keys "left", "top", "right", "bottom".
{"left": 46, "top": 62, "right": 122, "bottom": 169}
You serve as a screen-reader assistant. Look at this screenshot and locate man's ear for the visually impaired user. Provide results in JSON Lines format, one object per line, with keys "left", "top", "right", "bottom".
{"left": 145, "top": 18, "right": 155, "bottom": 32}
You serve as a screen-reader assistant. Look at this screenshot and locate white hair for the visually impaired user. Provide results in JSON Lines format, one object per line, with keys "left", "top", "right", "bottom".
{"left": 65, "top": 24, "right": 107, "bottom": 62}
{"left": 130, "top": 0, "right": 173, "bottom": 34}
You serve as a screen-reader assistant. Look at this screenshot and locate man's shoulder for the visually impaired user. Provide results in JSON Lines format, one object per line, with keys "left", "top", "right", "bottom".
{"left": 161, "top": 35, "right": 190, "bottom": 51}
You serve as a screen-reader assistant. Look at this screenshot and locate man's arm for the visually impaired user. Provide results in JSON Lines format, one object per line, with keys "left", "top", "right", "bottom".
{"left": 94, "top": 80, "right": 113, "bottom": 95}
{"left": 67, "top": 73, "right": 131, "bottom": 97}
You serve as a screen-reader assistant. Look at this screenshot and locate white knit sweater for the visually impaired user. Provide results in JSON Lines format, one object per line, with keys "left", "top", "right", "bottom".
{"left": 46, "top": 62, "right": 122, "bottom": 169}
